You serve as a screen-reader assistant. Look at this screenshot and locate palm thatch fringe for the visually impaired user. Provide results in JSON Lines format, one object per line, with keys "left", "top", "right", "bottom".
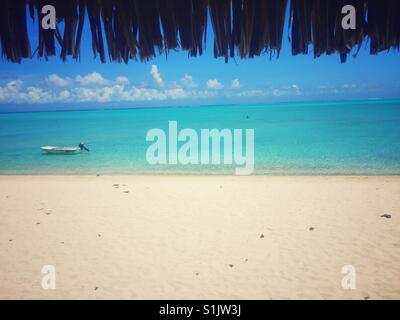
{"left": 0, "top": 0, "right": 399, "bottom": 63}
{"left": 290, "top": 0, "right": 368, "bottom": 62}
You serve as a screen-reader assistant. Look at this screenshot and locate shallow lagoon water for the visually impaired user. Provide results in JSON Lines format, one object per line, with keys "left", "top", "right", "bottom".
{"left": 1, "top": 100, "right": 400, "bottom": 175}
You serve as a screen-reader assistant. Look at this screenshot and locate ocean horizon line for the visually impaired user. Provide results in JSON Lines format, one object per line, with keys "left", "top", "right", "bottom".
{"left": 1, "top": 97, "right": 399, "bottom": 115}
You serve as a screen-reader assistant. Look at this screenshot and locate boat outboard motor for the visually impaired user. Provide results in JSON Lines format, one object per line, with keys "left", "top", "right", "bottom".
{"left": 79, "top": 142, "right": 90, "bottom": 152}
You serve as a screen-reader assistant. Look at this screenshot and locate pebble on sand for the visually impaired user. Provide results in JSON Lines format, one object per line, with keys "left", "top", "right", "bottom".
{"left": 229, "top": 264, "right": 234, "bottom": 268}
{"left": 309, "top": 227, "right": 315, "bottom": 231}
{"left": 380, "top": 214, "right": 392, "bottom": 219}
{"left": 260, "top": 234, "right": 265, "bottom": 239}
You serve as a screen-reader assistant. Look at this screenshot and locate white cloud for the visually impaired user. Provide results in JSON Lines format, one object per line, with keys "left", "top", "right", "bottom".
{"left": 318, "top": 83, "right": 361, "bottom": 95}
{"left": 4, "top": 80, "right": 22, "bottom": 92}
{"left": 0, "top": 71, "right": 245, "bottom": 105}
{"left": 73, "top": 85, "right": 124, "bottom": 103}
{"left": 22, "top": 87, "right": 54, "bottom": 103}
{"left": 115, "top": 76, "right": 130, "bottom": 85}
{"left": 206, "top": 79, "right": 223, "bottom": 90}
{"left": 272, "top": 85, "right": 301, "bottom": 97}
{"left": 237, "top": 89, "right": 264, "bottom": 97}
{"left": 124, "top": 87, "right": 167, "bottom": 101}
{"left": 290, "top": 84, "right": 301, "bottom": 95}
{"left": 193, "top": 90, "right": 218, "bottom": 99}
{"left": 75, "top": 72, "right": 106, "bottom": 86}
{"left": 47, "top": 74, "right": 71, "bottom": 87}
{"left": 231, "top": 79, "right": 240, "bottom": 89}
{"left": 59, "top": 90, "right": 71, "bottom": 99}
{"left": 150, "top": 65, "right": 164, "bottom": 87}
{"left": 13, "top": 86, "right": 57, "bottom": 104}
{"left": 0, "top": 80, "right": 23, "bottom": 102}
{"left": 0, "top": 77, "right": 219, "bottom": 104}
{"left": 165, "top": 87, "right": 188, "bottom": 100}
{"left": 180, "top": 74, "right": 197, "bottom": 88}
{"left": 72, "top": 85, "right": 169, "bottom": 103}
{"left": 272, "top": 89, "right": 284, "bottom": 97}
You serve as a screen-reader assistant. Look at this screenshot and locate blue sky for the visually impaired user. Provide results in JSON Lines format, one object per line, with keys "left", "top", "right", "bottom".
{"left": 1, "top": 10, "right": 400, "bottom": 112}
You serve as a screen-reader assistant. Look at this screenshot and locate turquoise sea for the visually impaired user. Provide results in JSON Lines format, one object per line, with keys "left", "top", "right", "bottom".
{"left": 0, "top": 99, "right": 400, "bottom": 175}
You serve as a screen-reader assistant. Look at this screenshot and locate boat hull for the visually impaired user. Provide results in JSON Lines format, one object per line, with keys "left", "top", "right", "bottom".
{"left": 41, "top": 146, "right": 84, "bottom": 155}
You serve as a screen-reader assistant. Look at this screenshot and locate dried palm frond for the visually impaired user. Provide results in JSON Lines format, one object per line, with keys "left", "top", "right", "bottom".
{"left": 0, "top": 0, "right": 398, "bottom": 63}
{"left": 0, "top": 0, "right": 31, "bottom": 63}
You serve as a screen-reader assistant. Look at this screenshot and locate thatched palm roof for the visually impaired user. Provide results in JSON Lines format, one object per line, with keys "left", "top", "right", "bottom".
{"left": 1, "top": 0, "right": 399, "bottom": 64}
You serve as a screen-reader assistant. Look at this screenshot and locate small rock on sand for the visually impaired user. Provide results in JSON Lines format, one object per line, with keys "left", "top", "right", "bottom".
{"left": 229, "top": 264, "right": 234, "bottom": 268}
{"left": 380, "top": 214, "right": 392, "bottom": 219}
{"left": 123, "top": 191, "right": 129, "bottom": 193}
{"left": 94, "top": 287, "right": 99, "bottom": 291}
{"left": 309, "top": 227, "right": 315, "bottom": 231}
{"left": 260, "top": 234, "right": 265, "bottom": 239}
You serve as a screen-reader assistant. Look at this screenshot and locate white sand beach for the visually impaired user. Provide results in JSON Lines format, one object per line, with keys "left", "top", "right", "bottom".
{"left": 0, "top": 175, "right": 399, "bottom": 300}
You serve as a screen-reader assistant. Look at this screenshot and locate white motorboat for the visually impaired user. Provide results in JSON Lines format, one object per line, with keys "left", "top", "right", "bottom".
{"left": 41, "top": 146, "right": 84, "bottom": 155}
